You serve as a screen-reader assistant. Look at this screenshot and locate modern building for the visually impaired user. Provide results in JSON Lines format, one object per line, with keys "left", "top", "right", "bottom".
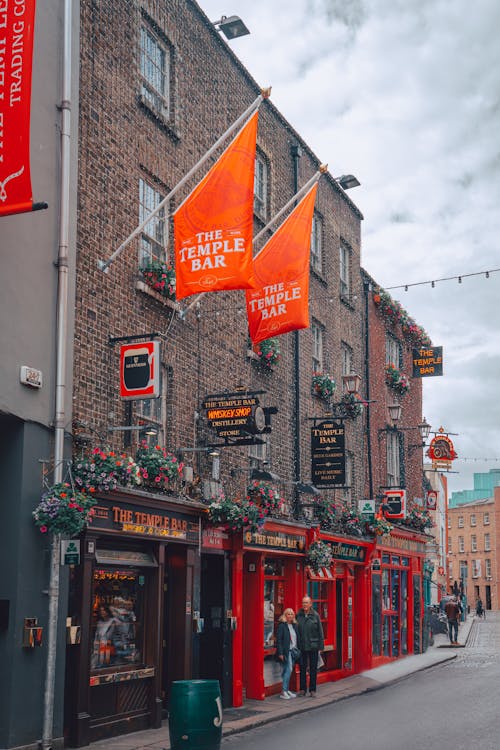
{"left": 449, "top": 469, "right": 500, "bottom": 507}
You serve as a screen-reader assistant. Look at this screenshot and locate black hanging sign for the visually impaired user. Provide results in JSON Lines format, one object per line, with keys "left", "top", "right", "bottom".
{"left": 203, "top": 392, "right": 270, "bottom": 444}
{"left": 412, "top": 346, "right": 443, "bottom": 378}
{"left": 311, "top": 420, "right": 346, "bottom": 487}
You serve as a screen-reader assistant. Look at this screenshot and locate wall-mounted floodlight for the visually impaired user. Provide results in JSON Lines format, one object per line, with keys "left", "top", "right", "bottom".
{"left": 212, "top": 15, "right": 250, "bottom": 40}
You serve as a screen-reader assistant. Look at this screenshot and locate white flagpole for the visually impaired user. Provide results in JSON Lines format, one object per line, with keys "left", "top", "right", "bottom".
{"left": 98, "top": 89, "right": 271, "bottom": 273}
{"left": 178, "top": 165, "right": 327, "bottom": 319}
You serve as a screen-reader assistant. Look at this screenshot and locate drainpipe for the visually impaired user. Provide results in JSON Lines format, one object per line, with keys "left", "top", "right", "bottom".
{"left": 291, "top": 144, "right": 302, "bottom": 518}
{"left": 364, "top": 280, "right": 374, "bottom": 500}
{"left": 42, "top": 1, "right": 73, "bottom": 747}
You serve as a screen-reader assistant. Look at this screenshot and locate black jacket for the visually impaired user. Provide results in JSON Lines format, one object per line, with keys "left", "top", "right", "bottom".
{"left": 296, "top": 607, "right": 324, "bottom": 651}
{"left": 276, "top": 620, "right": 300, "bottom": 658}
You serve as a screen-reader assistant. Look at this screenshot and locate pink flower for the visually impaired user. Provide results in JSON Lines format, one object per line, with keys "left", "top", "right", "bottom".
{"left": 40, "top": 525, "right": 48, "bottom": 534}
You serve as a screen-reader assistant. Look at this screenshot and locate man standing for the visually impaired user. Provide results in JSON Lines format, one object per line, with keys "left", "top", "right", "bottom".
{"left": 296, "top": 595, "right": 324, "bottom": 697}
{"left": 444, "top": 595, "right": 461, "bottom": 645}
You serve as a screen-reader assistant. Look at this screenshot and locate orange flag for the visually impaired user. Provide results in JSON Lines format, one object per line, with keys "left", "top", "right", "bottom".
{"left": 174, "top": 112, "right": 258, "bottom": 299}
{"left": 246, "top": 183, "right": 318, "bottom": 345}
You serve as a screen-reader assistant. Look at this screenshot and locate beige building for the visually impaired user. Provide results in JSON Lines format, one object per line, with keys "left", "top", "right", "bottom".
{"left": 447, "top": 487, "right": 500, "bottom": 611}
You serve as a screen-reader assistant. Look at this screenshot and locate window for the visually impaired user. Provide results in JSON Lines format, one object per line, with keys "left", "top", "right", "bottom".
{"left": 458, "top": 536, "right": 464, "bottom": 553}
{"left": 472, "top": 559, "right": 481, "bottom": 578}
{"left": 484, "top": 512, "right": 490, "bottom": 525}
{"left": 307, "top": 579, "right": 334, "bottom": 645}
{"left": 310, "top": 213, "right": 323, "bottom": 274}
{"left": 254, "top": 154, "right": 267, "bottom": 219}
{"left": 484, "top": 533, "right": 491, "bottom": 552}
{"left": 448, "top": 537, "right": 452, "bottom": 554}
{"left": 385, "top": 335, "right": 402, "bottom": 368}
{"left": 341, "top": 343, "right": 353, "bottom": 377}
{"left": 339, "top": 243, "right": 350, "bottom": 298}
{"left": 471, "top": 534, "right": 477, "bottom": 552}
{"left": 140, "top": 23, "right": 169, "bottom": 117}
{"left": 448, "top": 562, "right": 453, "bottom": 579}
{"left": 459, "top": 560, "right": 468, "bottom": 582}
{"left": 91, "top": 566, "right": 145, "bottom": 672}
{"left": 311, "top": 320, "right": 324, "bottom": 373}
{"left": 448, "top": 517, "right": 451, "bottom": 529}
{"left": 249, "top": 434, "right": 269, "bottom": 464}
{"left": 458, "top": 516, "right": 464, "bottom": 528}
{"left": 386, "top": 430, "right": 401, "bottom": 488}
{"left": 485, "top": 559, "right": 492, "bottom": 578}
{"left": 470, "top": 514, "right": 476, "bottom": 526}
{"left": 139, "top": 178, "right": 165, "bottom": 266}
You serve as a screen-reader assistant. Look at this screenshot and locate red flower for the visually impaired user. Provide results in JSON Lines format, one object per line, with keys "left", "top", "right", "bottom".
{"left": 40, "top": 525, "right": 48, "bottom": 534}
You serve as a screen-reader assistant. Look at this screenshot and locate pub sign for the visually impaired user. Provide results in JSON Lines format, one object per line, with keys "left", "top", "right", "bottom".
{"left": 203, "top": 392, "right": 269, "bottom": 443}
{"left": 119, "top": 340, "right": 160, "bottom": 399}
{"left": 412, "top": 346, "right": 443, "bottom": 378}
{"left": 383, "top": 489, "right": 407, "bottom": 520}
{"left": 311, "top": 420, "right": 345, "bottom": 487}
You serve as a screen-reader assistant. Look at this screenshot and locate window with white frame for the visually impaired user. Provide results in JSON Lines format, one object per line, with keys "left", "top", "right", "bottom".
{"left": 140, "top": 23, "right": 170, "bottom": 118}
{"left": 471, "top": 534, "right": 477, "bottom": 552}
{"left": 341, "top": 342, "right": 353, "bottom": 377}
{"left": 448, "top": 517, "right": 451, "bottom": 529}
{"left": 485, "top": 558, "right": 492, "bottom": 578}
{"left": 139, "top": 178, "right": 165, "bottom": 266}
{"left": 448, "top": 562, "right": 453, "bottom": 579}
{"left": 254, "top": 154, "right": 267, "bottom": 219}
{"left": 133, "top": 390, "right": 163, "bottom": 448}
{"left": 386, "top": 430, "right": 401, "bottom": 488}
{"left": 484, "top": 512, "right": 490, "bottom": 525}
{"left": 459, "top": 560, "right": 468, "bottom": 582}
{"left": 310, "top": 213, "right": 323, "bottom": 274}
{"left": 339, "top": 243, "right": 350, "bottom": 298}
{"left": 386, "top": 335, "right": 402, "bottom": 368}
{"left": 470, "top": 514, "right": 476, "bottom": 526}
{"left": 484, "top": 533, "right": 491, "bottom": 552}
{"left": 311, "top": 320, "right": 324, "bottom": 373}
{"left": 448, "top": 536, "right": 452, "bottom": 554}
{"left": 249, "top": 434, "right": 269, "bottom": 465}
{"left": 458, "top": 516, "right": 464, "bottom": 528}
{"left": 472, "top": 559, "right": 481, "bottom": 578}
{"left": 458, "top": 536, "right": 464, "bottom": 553}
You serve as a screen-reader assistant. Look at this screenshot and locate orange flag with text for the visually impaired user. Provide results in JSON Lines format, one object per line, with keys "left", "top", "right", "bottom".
{"left": 246, "top": 183, "right": 318, "bottom": 345}
{"left": 174, "top": 112, "right": 258, "bottom": 299}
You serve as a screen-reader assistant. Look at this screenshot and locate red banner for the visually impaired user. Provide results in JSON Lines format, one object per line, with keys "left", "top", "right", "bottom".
{"left": 246, "top": 183, "right": 318, "bottom": 345}
{"left": 174, "top": 112, "right": 258, "bottom": 299}
{"left": 0, "top": 0, "right": 36, "bottom": 217}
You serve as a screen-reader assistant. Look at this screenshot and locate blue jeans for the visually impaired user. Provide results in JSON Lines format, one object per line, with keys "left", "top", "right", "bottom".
{"left": 448, "top": 619, "right": 458, "bottom": 642}
{"left": 281, "top": 652, "right": 293, "bottom": 693}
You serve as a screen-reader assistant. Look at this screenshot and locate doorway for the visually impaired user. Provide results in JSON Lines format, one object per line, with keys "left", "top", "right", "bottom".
{"left": 200, "top": 554, "right": 232, "bottom": 706}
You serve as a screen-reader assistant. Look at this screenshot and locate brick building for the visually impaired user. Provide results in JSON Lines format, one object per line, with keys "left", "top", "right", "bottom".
{"left": 447, "top": 488, "right": 500, "bottom": 611}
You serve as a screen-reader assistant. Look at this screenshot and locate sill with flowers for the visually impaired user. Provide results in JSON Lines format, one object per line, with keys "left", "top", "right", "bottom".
{"left": 385, "top": 363, "right": 410, "bottom": 396}
{"left": 136, "top": 258, "right": 179, "bottom": 310}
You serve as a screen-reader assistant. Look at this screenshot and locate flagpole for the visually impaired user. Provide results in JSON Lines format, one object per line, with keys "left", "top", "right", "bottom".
{"left": 98, "top": 89, "right": 271, "bottom": 273}
{"left": 178, "top": 165, "right": 327, "bottom": 319}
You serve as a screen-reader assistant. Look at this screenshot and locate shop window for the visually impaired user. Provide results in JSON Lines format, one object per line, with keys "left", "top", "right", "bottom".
{"left": 263, "top": 558, "right": 285, "bottom": 649}
{"left": 307, "top": 580, "right": 334, "bottom": 645}
{"left": 139, "top": 177, "right": 165, "bottom": 267}
{"left": 372, "top": 574, "right": 382, "bottom": 656}
{"left": 91, "top": 567, "right": 145, "bottom": 671}
{"left": 381, "top": 563, "right": 403, "bottom": 658}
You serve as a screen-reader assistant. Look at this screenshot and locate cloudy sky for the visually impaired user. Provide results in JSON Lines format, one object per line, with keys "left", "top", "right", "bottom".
{"left": 200, "top": 0, "right": 500, "bottom": 496}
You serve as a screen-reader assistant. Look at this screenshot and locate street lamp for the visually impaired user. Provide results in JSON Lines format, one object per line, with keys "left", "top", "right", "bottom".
{"left": 212, "top": 15, "right": 250, "bottom": 39}
{"left": 335, "top": 174, "right": 361, "bottom": 190}
{"left": 342, "top": 372, "right": 361, "bottom": 394}
{"left": 329, "top": 374, "right": 363, "bottom": 420}
{"left": 409, "top": 418, "right": 432, "bottom": 452}
{"left": 387, "top": 403, "right": 402, "bottom": 425}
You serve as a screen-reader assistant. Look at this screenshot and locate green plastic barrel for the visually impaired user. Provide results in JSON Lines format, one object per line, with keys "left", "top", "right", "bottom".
{"left": 169, "top": 680, "right": 223, "bottom": 750}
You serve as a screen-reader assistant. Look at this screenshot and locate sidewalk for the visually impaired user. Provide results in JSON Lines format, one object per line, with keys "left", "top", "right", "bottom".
{"left": 90, "top": 616, "right": 475, "bottom": 750}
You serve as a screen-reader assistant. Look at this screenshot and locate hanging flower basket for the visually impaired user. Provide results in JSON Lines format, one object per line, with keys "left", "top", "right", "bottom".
{"left": 404, "top": 505, "right": 434, "bottom": 532}
{"left": 312, "top": 372, "right": 336, "bottom": 401}
{"left": 340, "top": 392, "right": 364, "bottom": 419}
{"left": 135, "top": 441, "right": 183, "bottom": 490}
{"left": 73, "top": 448, "right": 140, "bottom": 494}
{"left": 306, "top": 540, "right": 333, "bottom": 572}
{"left": 33, "top": 482, "right": 96, "bottom": 537}
{"left": 140, "top": 258, "right": 176, "bottom": 300}
{"left": 385, "top": 363, "right": 410, "bottom": 395}
{"left": 207, "top": 491, "right": 265, "bottom": 533}
{"left": 246, "top": 480, "right": 284, "bottom": 515}
{"left": 366, "top": 516, "right": 393, "bottom": 537}
{"left": 313, "top": 496, "right": 365, "bottom": 536}
{"left": 254, "top": 337, "right": 281, "bottom": 369}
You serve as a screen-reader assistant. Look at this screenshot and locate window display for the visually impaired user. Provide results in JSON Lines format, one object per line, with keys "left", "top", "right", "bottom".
{"left": 91, "top": 567, "right": 145, "bottom": 671}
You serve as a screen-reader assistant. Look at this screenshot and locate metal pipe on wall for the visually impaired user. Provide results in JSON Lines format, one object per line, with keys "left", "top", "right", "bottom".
{"left": 42, "top": 0, "right": 73, "bottom": 746}
{"left": 291, "top": 144, "right": 302, "bottom": 518}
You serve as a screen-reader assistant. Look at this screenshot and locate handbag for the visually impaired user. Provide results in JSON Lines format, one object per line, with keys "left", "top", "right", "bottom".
{"left": 290, "top": 646, "right": 301, "bottom": 662}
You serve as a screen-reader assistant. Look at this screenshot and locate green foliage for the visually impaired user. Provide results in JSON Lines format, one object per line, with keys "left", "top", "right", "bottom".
{"left": 33, "top": 483, "right": 96, "bottom": 537}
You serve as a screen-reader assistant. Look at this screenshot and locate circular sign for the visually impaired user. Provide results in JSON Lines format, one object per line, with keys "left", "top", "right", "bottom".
{"left": 253, "top": 406, "right": 266, "bottom": 433}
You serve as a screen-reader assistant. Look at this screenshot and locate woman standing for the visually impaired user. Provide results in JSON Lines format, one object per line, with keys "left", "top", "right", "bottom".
{"left": 276, "top": 608, "right": 300, "bottom": 699}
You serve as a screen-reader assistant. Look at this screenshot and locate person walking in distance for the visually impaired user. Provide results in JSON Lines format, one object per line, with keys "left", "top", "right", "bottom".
{"left": 296, "top": 595, "right": 324, "bottom": 697}
{"left": 444, "top": 595, "right": 461, "bottom": 645}
{"left": 276, "top": 608, "right": 300, "bottom": 700}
